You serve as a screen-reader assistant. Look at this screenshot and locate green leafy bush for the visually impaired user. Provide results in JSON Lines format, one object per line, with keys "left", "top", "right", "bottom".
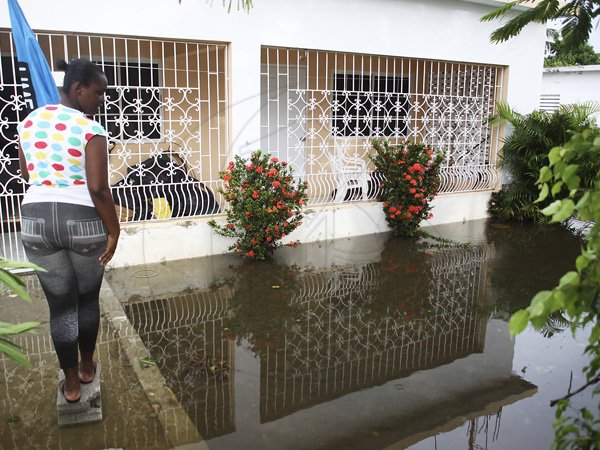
{"left": 509, "top": 128, "right": 600, "bottom": 448}
{"left": 209, "top": 150, "right": 308, "bottom": 260}
{"left": 489, "top": 102, "right": 598, "bottom": 222}
{"left": 370, "top": 140, "right": 443, "bottom": 237}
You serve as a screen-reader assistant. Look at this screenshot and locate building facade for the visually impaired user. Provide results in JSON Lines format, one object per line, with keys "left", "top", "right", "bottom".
{"left": 0, "top": 0, "right": 546, "bottom": 266}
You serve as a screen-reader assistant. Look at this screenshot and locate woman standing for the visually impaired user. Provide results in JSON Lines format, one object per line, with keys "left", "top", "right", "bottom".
{"left": 18, "top": 58, "right": 120, "bottom": 403}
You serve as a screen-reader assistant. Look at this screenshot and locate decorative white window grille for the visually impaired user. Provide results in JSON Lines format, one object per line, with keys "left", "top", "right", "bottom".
{"left": 0, "top": 50, "right": 29, "bottom": 261}
{"left": 0, "top": 29, "right": 229, "bottom": 261}
{"left": 260, "top": 47, "right": 506, "bottom": 205}
{"left": 332, "top": 73, "right": 410, "bottom": 137}
{"left": 98, "top": 60, "right": 162, "bottom": 141}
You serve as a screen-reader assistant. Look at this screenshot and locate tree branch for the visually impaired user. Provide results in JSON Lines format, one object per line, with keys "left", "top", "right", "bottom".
{"left": 550, "top": 373, "right": 600, "bottom": 407}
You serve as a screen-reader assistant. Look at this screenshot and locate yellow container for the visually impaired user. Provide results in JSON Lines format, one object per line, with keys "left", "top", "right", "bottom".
{"left": 152, "top": 198, "right": 172, "bottom": 219}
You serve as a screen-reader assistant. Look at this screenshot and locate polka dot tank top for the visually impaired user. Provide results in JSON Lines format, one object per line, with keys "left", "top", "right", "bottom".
{"left": 18, "top": 104, "right": 107, "bottom": 188}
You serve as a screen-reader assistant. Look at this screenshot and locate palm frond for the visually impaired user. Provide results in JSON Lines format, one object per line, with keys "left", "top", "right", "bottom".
{"left": 534, "top": 311, "right": 574, "bottom": 338}
{"left": 557, "top": 102, "right": 600, "bottom": 128}
{"left": 488, "top": 0, "right": 561, "bottom": 43}
{"left": 490, "top": 102, "right": 524, "bottom": 126}
{"left": 481, "top": 1, "right": 523, "bottom": 22}
{"left": 179, "top": 0, "right": 253, "bottom": 12}
{"left": 558, "top": 0, "right": 595, "bottom": 50}
{"left": 490, "top": 99, "right": 600, "bottom": 221}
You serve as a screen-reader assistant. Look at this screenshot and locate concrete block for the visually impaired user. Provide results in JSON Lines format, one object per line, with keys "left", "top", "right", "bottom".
{"left": 57, "top": 363, "right": 102, "bottom": 426}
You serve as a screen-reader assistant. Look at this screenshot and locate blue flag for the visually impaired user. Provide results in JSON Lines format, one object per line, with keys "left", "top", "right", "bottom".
{"left": 8, "top": 0, "right": 59, "bottom": 110}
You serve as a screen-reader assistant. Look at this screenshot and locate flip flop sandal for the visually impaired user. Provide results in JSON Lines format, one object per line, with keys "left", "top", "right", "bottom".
{"left": 59, "top": 379, "right": 80, "bottom": 404}
{"left": 79, "top": 361, "right": 97, "bottom": 384}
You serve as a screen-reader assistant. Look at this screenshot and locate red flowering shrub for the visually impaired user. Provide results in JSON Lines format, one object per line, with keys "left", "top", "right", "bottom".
{"left": 209, "top": 150, "right": 308, "bottom": 260}
{"left": 370, "top": 140, "right": 444, "bottom": 237}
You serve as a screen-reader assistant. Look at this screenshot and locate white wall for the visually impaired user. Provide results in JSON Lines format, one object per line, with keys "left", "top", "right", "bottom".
{"left": 107, "top": 191, "right": 490, "bottom": 267}
{"left": 542, "top": 66, "right": 600, "bottom": 123}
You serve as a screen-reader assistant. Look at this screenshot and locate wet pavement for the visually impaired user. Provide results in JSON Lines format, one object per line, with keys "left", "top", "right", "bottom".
{"left": 0, "top": 219, "right": 593, "bottom": 449}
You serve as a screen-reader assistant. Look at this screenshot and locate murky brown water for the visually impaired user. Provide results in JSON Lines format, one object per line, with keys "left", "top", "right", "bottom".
{"left": 0, "top": 219, "right": 593, "bottom": 449}
{"left": 0, "top": 278, "right": 170, "bottom": 449}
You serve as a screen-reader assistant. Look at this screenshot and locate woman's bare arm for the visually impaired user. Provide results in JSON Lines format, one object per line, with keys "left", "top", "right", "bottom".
{"left": 85, "top": 135, "right": 120, "bottom": 266}
{"left": 18, "top": 146, "right": 29, "bottom": 183}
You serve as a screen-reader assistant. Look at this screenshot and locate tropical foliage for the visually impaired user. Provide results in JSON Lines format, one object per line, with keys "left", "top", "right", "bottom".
{"left": 209, "top": 150, "right": 308, "bottom": 260}
{"left": 488, "top": 102, "right": 599, "bottom": 222}
{"left": 481, "top": 0, "right": 600, "bottom": 51}
{"left": 0, "top": 259, "right": 43, "bottom": 368}
{"left": 483, "top": 2, "right": 600, "bottom": 445}
{"left": 545, "top": 29, "right": 600, "bottom": 67}
{"left": 508, "top": 128, "right": 600, "bottom": 448}
{"left": 370, "top": 140, "right": 444, "bottom": 237}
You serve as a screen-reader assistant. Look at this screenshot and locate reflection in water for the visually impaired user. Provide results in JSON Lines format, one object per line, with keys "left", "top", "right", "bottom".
{"left": 124, "top": 235, "right": 536, "bottom": 448}
{"left": 486, "top": 222, "right": 583, "bottom": 315}
{"left": 254, "top": 245, "right": 490, "bottom": 422}
{"left": 126, "top": 287, "right": 235, "bottom": 440}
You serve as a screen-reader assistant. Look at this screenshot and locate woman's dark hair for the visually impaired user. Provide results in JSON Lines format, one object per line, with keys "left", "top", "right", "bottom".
{"left": 57, "top": 58, "right": 105, "bottom": 93}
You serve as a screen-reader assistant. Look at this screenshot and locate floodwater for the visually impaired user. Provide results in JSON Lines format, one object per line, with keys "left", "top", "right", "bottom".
{"left": 0, "top": 219, "right": 595, "bottom": 449}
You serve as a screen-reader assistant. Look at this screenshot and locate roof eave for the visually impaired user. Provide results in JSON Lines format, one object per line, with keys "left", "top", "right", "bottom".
{"left": 544, "top": 64, "right": 600, "bottom": 73}
{"left": 457, "top": 0, "right": 533, "bottom": 11}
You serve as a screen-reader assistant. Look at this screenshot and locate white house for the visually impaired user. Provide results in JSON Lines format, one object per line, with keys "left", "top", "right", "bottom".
{"left": 541, "top": 64, "right": 600, "bottom": 121}
{"left": 0, "top": 0, "right": 546, "bottom": 267}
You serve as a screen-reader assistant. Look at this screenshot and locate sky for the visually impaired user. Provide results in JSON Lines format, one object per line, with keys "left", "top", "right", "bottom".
{"left": 590, "top": 24, "right": 600, "bottom": 51}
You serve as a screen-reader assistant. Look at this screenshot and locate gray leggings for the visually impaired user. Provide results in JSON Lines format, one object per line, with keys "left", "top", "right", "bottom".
{"left": 20, "top": 202, "right": 107, "bottom": 369}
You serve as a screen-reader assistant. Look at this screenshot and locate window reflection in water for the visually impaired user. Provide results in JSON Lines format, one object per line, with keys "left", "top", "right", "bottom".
{"left": 124, "top": 237, "right": 535, "bottom": 446}
{"left": 241, "top": 244, "right": 492, "bottom": 422}
{"left": 126, "top": 287, "right": 235, "bottom": 440}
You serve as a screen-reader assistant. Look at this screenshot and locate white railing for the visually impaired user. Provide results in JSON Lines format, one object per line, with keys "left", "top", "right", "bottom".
{"left": 260, "top": 47, "right": 505, "bottom": 205}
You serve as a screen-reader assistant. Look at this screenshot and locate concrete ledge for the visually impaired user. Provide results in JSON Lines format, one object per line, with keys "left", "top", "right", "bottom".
{"left": 109, "top": 191, "right": 492, "bottom": 268}
{"left": 99, "top": 281, "right": 207, "bottom": 448}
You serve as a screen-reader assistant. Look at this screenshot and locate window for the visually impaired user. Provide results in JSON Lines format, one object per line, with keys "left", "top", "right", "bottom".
{"left": 97, "top": 61, "right": 161, "bottom": 140}
{"left": 332, "top": 73, "right": 409, "bottom": 137}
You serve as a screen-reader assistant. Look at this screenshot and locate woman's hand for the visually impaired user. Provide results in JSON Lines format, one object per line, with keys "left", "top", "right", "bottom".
{"left": 99, "top": 233, "right": 119, "bottom": 266}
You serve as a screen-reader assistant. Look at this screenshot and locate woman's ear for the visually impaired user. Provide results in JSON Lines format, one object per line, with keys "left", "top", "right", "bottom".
{"left": 72, "top": 81, "right": 82, "bottom": 95}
